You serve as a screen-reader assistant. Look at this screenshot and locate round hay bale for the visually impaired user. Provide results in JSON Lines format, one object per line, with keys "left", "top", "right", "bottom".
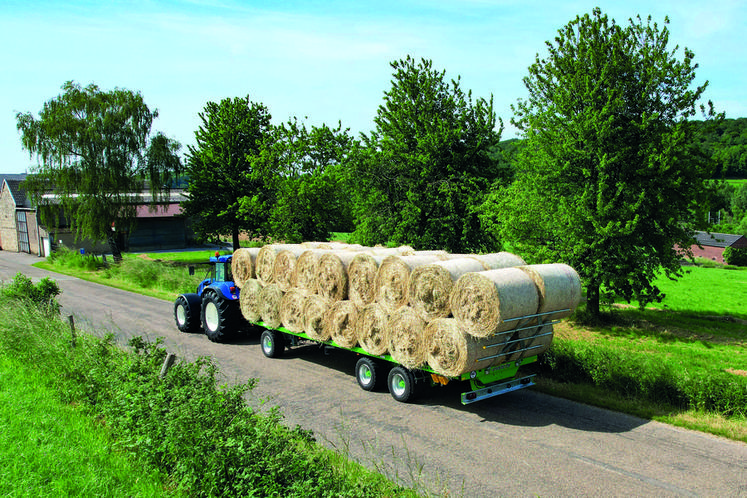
{"left": 356, "top": 303, "right": 389, "bottom": 355}
{"left": 256, "top": 244, "right": 305, "bottom": 286}
{"left": 414, "top": 249, "right": 450, "bottom": 260}
{"left": 258, "top": 283, "right": 284, "bottom": 329}
{"left": 317, "top": 252, "right": 358, "bottom": 302}
{"left": 450, "top": 268, "right": 539, "bottom": 338}
{"left": 303, "top": 294, "right": 332, "bottom": 340}
{"left": 279, "top": 288, "right": 307, "bottom": 333}
{"left": 375, "top": 254, "right": 444, "bottom": 313}
{"left": 272, "top": 247, "right": 309, "bottom": 292}
{"left": 506, "top": 322, "right": 554, "bottom": 361}
{"left": 424, "top": 318, "right": 510, "bottom": 377}
{"left": 518, "top": 264, "right": 582, "bottom": 320}
{"left": 292, "top": 249, "right": 329, "bottom": 293}
{"left": 386, "top": 306, "right": 427, "bottom": 369}
{"left": 525, "top": 323, "right": 554, "bottom": 356}
{"left": 348, "top": 253, "right": 388, "bottom": 307}
{"left": 407, "top": 258, "right": 488, "bottom": 320}
{"left": 324, "top": 300, "right": 359, "bottom": 348}
{"left": 238, "top": 278, "right": 263, "bottom": 322}
{"left": 231, "top": 247, "right": 261, "bottom": 288}
{"left": 469, "top": 252, "right": 526, "bottom": 269}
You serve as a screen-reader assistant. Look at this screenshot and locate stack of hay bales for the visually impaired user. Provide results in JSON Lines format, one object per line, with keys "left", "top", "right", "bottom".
{"left": 230, "top": 242, "right": 582, "bottom": 378}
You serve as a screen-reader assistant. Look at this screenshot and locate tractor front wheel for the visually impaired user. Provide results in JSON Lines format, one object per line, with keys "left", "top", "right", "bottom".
{"left": 174, "top": 294, "right": 201, "bottom": 333}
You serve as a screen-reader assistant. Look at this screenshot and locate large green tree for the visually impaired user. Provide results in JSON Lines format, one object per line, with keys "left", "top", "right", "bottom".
{"left": 491, "top": 9, "right": 720, "bottom": 316}
{"left": 183, "top": 96, "right": 272, "bottom": 250}
{"left": 16, "top": 81, "right": 181, "bottom": 260}
{"left": 350, "top": 56, "right": 505, "bottom": 253}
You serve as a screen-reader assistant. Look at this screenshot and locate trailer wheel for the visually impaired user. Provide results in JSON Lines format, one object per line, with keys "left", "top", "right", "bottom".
{"left": 201, "top": 291, "right": 238, "bottom": 343}
{"left": 174, "top": 294, "right": 201, "bottom": 333}
{"left": 387, "top": 366, "right": 416, "bottom": 403}
{"left": 260, "top": 329, "right": 285, "bottom": 358}
{"left": 355, "top": 357, "right": 380, "bottom": 392}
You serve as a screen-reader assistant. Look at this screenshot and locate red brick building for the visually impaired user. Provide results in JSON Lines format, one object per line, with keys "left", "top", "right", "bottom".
{"left": 687, "top": 231, "right": 747, "bottom": 264}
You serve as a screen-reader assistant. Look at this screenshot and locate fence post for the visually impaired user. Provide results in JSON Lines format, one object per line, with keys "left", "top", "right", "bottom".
{"left": 159, "top": 353, "right": 177, "bottom": 379}
{"left": 68, "top": 315, "right": 76, "bottom": 348}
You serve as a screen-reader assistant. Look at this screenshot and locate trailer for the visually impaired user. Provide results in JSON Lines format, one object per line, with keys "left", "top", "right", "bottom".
{"left": 174, "top": 252, "right": 561, "bottom": 404}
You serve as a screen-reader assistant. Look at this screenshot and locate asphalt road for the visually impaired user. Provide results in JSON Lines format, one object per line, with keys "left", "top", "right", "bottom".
{"left": 2, "top": 250, "right": 745, "bottom": 497}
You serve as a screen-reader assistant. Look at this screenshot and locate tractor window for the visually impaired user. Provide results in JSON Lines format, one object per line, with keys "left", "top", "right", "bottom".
{"left": 214, "top": 261, "right": 233, "bottom": 283}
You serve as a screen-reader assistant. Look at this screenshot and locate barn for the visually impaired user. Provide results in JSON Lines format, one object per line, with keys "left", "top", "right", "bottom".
{"left": 689, "top": 231, "right": 747, "bottom": 264}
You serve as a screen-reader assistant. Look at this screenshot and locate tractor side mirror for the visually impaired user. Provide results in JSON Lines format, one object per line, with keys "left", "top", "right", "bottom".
{"left": 188, "top": 265, "right": 195, "bottom": 276}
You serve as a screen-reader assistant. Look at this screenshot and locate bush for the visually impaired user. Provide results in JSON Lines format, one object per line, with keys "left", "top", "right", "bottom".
{"left": 723, "top": 246, "right": 747, "bottom": 266}
{"left": 48, "top": 247, "right": 102, "bottom": 271}
{"left": 1, "top": 273, "right": 60, "bottom": 314}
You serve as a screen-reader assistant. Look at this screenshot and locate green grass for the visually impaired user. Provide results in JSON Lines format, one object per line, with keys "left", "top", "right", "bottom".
{"left": 725, "top": 178, "right": 747, "bottom": 187}
{"left": 0, "top": 355, "right": 172, "bottom": 497}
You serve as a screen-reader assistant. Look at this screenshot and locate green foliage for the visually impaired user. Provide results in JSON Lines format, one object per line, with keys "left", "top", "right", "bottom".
{"left": 183, "top": 96, "right": 273, "bottom": 250}
{"left": 349, "top": 56, "right": 506, "bottom": 253}
{"left": 16, "top": 81, "right": 181, "bottom": 259}
{"left": 0, "top": 297, "right": 416, "bottom": 497}
{"left": 693, "top": 117, "right": 747, "bottom": 178}
{"left": 495, "top": 8, "right": 720, "bottom": 316}
{"left": 1, "top": 273, "right": 60, "bottom": 314}
{"left": 47, "top": 246, "right": 103, "bottom": 270}
{"left": 723, "top": 246, "right": 747, "bottom": 266}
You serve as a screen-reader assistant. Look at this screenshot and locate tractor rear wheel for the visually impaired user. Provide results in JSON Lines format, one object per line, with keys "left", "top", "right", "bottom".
{"left": 201, "top": 291, "right": 239, "bottom": 343}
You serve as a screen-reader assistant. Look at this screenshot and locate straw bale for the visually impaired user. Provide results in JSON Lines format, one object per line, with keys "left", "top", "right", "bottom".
{"left": 356, "top": 303, "right": 389, "bottom": 355}
{"left": 450, "top": 268, "right": 539, "bottom": 338}
{"left": 292, "top": 249, "right": 329, "bottom": 293}
{"left": 424, "top": 318, "right": 511, "bottom": 377}
{"left": 348, "top": 253, "right": 388, "bottom": 307}
{"left": 231, "top": 247, "right": 261, "bottom": 288}
{"left": 386, "top": 306, "right": 427, "bottom": 369}
{"left": 414, "top": 249, "right": 450, "bottom": 260}
{"left": 256, "top": 244, "right": 306, "bottom": 285}
{"left": 469, "top": 252, "right": 526, "bottom": 269}
{"left": 525, "top": 323, "right": 554, "bottom": 356}
{"left": 324, "top": 300, "right": 359, "bottom": 348}
{"left": 258, "top": 283, "right": 284, "bottom": 329}
{"left": 504, "top": 320, "right": 551, "bottom": 361}
{"left": 279, "top": 288, "right": 307, "bottom": 333}
{"left": 407, "top": 258, "right": 488, "bottom": 320}
{"left": 518, "top": 264, "right": 582, "bottom": 320}
{"left": 317, "top": 251, "right": 358, "bottom": 301}
{"left": 374, "top": 254, "right": 444, "bottom": 313}
{"left": 303, "top": 294, "right": 332, "bottom": 340}
{"left": 238, "top": 278, "right": 263, "bottom": 322}
{"left": 272, "top": 247, "right": 309, "bottom": 291}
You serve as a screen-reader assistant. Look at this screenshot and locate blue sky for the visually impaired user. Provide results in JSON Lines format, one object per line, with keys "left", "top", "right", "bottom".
{"left": 1, "top": 0, "right": 745, "bottom": 174}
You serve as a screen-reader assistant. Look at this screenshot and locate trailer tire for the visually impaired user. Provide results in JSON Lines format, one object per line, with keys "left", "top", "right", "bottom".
{"left": 388, "top": 366, "right": 416, "bottom": 403}
{"left": 260, "top": 329, "right": 285, "bottom": 358}
{"left": 355, "top": 357, "right": 381, "bottom": 392}
{"left": 174, "top": 293, "right": 201, "bottom": 333}
{"left": 201, "top": 291, "right": 238, "bottom": 343}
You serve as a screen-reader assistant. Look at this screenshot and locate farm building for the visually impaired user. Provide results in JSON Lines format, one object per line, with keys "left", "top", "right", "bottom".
{"left": 687, "top": 231, "right": 747, "bottom": 264}
{"left": 0, "top": 174, "right": 194, "bottom": 256}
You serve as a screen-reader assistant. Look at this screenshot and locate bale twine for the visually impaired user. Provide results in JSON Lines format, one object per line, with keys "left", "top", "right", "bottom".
{"left": 518, "top": 264, "right": 582, "bottom": 320}
{"left": 348, "top": 253, "right": 388, "bottom": 307}
{"left": 303, "top": 294, "right": 332, "bottom": 340}
{"left": 238, "top": 278, "right": 263, "bottom": 322}
{"left": 469, "top": 252, "right": 526, "bottom": 269}
{"left": 407, "top": 258, "right": 488, "bottom": 320}
{"left": 256, "top": 244, "right": 305, "bottom": 286}
{"left": 231, "top": 247, "right": 261, "bottom": 288}
{"left": 386, "top": 306, "right": 427, "bottom": 369}
{"left": 272, "top": 247, "right": 309, "bottom": 292}
{"left": 317, "top": 251, "right": 358, "bottom": 302}
{"left": 424, "top": 318, "right": 510, "bottom": 377}
{"left": 450, "top": 268, "right": 539, "bottom": 338}
{"left": 258, "top": 283, "right": 284, "bottom": 329}
{"left": 375, "top": 254, "right": 444, "bottom": 313}
{"left": 279, "top": 288, "right": 307, "bottom": 333}
{"left": 356, "top": 303, "right": 389, "bottom": 355}
{"left": 324, "top": 300, "right": 359, "bottom": 348}
{"left": 292, "top": 249, "right": 329, "bottom": 293}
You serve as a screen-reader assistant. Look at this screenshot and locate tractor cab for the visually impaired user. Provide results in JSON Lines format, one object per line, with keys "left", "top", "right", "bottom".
{"left": 196, "top": 252, "right": 239, "bottom": 301}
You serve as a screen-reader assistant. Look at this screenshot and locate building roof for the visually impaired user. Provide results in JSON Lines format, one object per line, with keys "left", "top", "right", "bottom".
{"left": 2, "top": 178, "right": 32, "bottom": 208}
{"left": 694, "top": 231, "right": 747, "bottom": 249}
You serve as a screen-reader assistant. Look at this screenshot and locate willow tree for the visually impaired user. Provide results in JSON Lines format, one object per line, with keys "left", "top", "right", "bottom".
{"left": 494, "top": 9, "right": 720, "bottom": 316}
{"left": 17, "top": 81, "right": 181, "bottom": 260}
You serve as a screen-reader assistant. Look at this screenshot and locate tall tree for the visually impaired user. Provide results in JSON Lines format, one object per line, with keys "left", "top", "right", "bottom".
{"left": 494, "top": 8, "right": 720, "bottom": 316}
{"left": 350, "top": 56, "right": 505, "bottom": 253}
{"left": 17, "top": 81, "right": 181, "bottom": 260}
{"left": 183, "top": 96, "right": 272, "bottom": 250}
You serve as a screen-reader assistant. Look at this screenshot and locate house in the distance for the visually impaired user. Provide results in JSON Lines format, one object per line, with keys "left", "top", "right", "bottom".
{"left": 0, "top": 173, "right": 193, "bottom": 256}
{"left": 688, "top": 231, "right": 747, "bottom": 264}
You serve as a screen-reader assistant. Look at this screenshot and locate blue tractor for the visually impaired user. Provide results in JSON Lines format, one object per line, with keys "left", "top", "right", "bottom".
{"left": 173, "top": 253, "right": 242, "bottom": 342}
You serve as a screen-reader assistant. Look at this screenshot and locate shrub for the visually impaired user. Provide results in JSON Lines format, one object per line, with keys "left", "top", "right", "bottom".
{"left": 1, "top": 273, "right": 60, "bottom": 314}
{"left": 723, "top": 246, "right": 747, "bottom": 266}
